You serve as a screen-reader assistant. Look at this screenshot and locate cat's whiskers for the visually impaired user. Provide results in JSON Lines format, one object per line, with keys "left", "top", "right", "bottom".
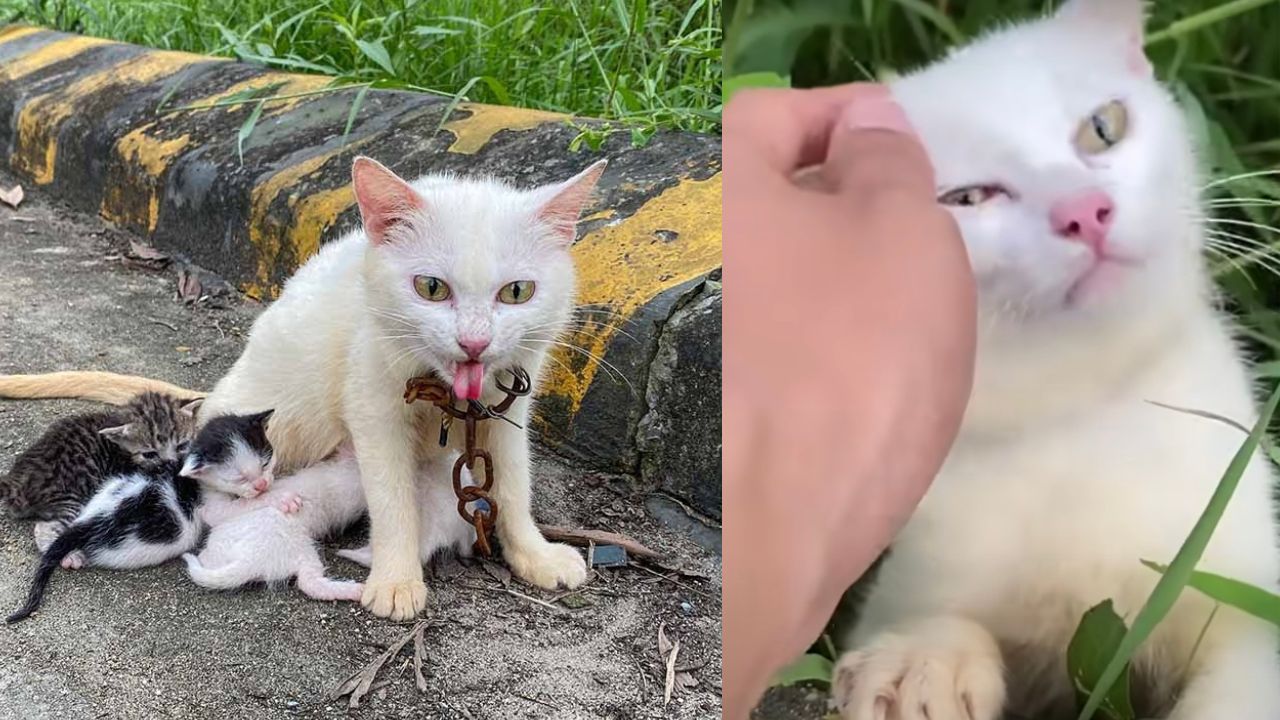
{"left": 1202, "top": 235, "right": 1280, "bottom": 278}
{"left": 1200, "top": 169, "right": 1280, "bottom": 191}
{"left": 520, "top": 337, "right": 635, "bottom": 394}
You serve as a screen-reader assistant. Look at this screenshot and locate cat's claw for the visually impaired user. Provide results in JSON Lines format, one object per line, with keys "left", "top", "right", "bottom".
{"left": 60, "top": 551, "right": 86, "bottom": 570}
{"left": 273, "top": 492, "right": 304, "bottom": 515}
{"left": 833, "top": 617, "right": 1005, "bottom": 720}
{"left": 361, "top": 578, "right": 428, "bottom": 620}
{"left": 505, "top": 541, "right": 587, "bottom": 590}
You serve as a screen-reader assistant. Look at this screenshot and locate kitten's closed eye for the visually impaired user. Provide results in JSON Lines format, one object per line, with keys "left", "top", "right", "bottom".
{"left": 140, "top": 451, "right": 159, "bottom": 461}
{"left": 938, "top": 185, "right": 1007, "bottom": 207}
{"left": 1075, "top": 100, "right": 1128, "bottom": 154}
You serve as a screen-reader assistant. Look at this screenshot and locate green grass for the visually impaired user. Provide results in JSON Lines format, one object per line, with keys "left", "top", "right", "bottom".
{"left": 0, "top": 0, "right": 722, "bottom": 139}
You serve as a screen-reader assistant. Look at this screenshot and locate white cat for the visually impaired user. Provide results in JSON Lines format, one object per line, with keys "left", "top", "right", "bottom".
{"left": 831, "top": 2, "right": 1280, "bottom": 719}
{"left": 195, "top": 157, "right": 606, "bottom": 619}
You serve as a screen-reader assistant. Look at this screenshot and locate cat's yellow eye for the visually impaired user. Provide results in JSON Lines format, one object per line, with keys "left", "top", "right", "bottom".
{"left": 938, "top": 185, "right": 1003, "bottom": 207}
{"left": 498, "top": 280, "right": 535, "bottom": 305}
{"left": 1075, "top": 100, "right": 1128, "bottom": 155}
{"left": 413, "top": 275, "right": 451, "bottom": 301}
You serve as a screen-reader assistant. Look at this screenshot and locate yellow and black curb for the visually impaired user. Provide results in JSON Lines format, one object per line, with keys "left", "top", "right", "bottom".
{"left": 0, "top": 27, "right": 723, "bottom": 522}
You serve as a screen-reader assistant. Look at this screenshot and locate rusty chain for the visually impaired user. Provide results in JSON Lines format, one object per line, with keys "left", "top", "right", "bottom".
{"left": 403, "top": 367, "right": 532, "bottom": 557}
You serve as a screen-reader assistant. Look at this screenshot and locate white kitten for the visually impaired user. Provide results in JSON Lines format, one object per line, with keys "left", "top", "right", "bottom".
{"left": 832, "top": 2, "right": 1280, "bottom": 719}
{"left": 197, "top": 158, "right": 606, "bottom": 619}
{"left": 182, "top": 450, "right": 367, "bottom": 601}
{"left": 183, "top": 448, "right": 476, "bottom": 602}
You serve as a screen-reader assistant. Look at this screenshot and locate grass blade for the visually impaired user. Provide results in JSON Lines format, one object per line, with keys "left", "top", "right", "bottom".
{"left": 1142, "top": 561, "right": 1280, "bottom": 627}
{"left": 340, "top": 83, "right": 371, "bottom": 148}
{"left": 1077, "top": 383, "right": 1280, "bottom": 720}
{"left": 237, "top": 98, "right": 266, "bottom": 166}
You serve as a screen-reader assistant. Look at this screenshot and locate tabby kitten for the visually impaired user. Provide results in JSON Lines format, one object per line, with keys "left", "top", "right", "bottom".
{"left": 0, "top": 391, "right": 201, "bottom": 566}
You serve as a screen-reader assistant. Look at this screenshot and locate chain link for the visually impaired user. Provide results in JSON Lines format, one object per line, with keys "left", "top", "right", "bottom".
{"left": 403, "top": 367, "right": 532, "bottom": 556}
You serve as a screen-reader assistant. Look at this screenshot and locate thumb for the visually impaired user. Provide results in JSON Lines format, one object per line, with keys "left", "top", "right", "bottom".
{"left": 820, "top": 87, "right": 936, "bottom": 201}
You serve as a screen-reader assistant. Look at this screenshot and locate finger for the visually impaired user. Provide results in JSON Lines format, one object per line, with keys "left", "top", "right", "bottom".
{"left": 724, "top": 83, "right": 885, "bottom": 175}
{"left": 822, "top": 91, "right": 937, "bottom": 201}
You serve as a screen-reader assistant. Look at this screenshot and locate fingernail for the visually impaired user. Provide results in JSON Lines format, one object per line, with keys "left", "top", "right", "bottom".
{"left": 842, "top": 95, "right": 914, "bottom": 134}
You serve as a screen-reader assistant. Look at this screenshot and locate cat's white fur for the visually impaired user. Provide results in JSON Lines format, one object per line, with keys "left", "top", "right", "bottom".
{"left": 182, "top": 448, "right": 475, "bottom": 601}
{"left": 182, "top": 451, "right": 368, "bottom": 601}
{"left": 197, "top": 158, "right": 606, "bottom": 619}
{"left": 833, "top": 1, "right": 1280, "bottom": 718}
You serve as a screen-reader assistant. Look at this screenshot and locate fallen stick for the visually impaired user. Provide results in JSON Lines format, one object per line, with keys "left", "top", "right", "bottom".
{"left": 537, "top": 524, "right": 660, "bottom": 560}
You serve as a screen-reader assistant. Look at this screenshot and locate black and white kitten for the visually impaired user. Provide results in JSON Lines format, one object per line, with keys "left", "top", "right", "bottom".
{"left": 5, "top": 410, "right": 276, "bottom": 623}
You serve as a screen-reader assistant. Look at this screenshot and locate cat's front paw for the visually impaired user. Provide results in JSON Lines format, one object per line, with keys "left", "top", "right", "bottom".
{"left": 833, "top": 617, "right": 1005, "bottom": 720}
{"left": 361, "top": 578, "right": 428, "bottom": 621}
{"left": 505, "top": 542, "right": 587, "bottom": 590}
{"left": 273, "top": 492, "right": 304, "bottom": 515}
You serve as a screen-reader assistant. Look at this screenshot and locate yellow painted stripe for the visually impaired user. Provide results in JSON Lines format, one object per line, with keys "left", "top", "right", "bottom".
{"left": 99, "top": 72, "right": 331, "bottom": 232}
{"left": 442, "top": 103, "right": 569, "bottom": 154}
{"left": 540, "top": 172, "right": 723, "bottom": 411}
{"left": 0, "top": 25, "right": 43, "bottom": 46}
{"left": 244, "top": 145, "right": 365, "bottom": 299}
{"left": 13, "top": 49, "right": 213, "bottom": 184}
{"left": 0, "top": 34, "right": 112, "bottom": 82}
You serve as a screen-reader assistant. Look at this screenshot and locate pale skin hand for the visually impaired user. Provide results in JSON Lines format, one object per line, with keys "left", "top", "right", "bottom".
{"left": 723, "top": 84, "right": 978, "bottom": 718}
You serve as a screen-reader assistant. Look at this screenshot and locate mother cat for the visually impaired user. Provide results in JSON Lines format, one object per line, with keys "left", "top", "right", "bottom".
{"left": 832, "top": 1, "right": 1280, "bottom": 718}
{"left": 3, "top": 158, "right": 605, "bottom": 620}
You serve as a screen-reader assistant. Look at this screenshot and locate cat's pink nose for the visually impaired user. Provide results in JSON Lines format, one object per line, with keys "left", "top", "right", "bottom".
{"left": 253, "top": 477, "right": 269, "bottom": 493}
{"left": 458, "top": 337, "right": 490, "bottom": 360}
{"left": 1050, "top": 190, "right": 1114, "bottom": 254}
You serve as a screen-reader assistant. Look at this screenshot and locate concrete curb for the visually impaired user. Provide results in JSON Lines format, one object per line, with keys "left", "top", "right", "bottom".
{"left": 0, "top": 26, "right": 723, "bottom": 522}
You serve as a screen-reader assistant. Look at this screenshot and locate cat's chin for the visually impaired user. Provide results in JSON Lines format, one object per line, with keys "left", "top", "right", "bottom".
{"left": 1063, "top": 256, "right": 1140, "bottom": 309}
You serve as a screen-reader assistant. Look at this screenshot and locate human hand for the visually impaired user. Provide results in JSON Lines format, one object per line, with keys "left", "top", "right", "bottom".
{"left": 723, "top": 83, "right": 978, "bottom": 717}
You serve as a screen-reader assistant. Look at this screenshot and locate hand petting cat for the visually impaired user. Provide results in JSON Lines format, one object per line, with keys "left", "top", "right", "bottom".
{"left": 722, "top": 83, "right": 977, "bottom": 718}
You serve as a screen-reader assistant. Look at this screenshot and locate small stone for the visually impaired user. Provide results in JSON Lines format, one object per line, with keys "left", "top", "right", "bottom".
{"left": 590, "top": 544, "right": 627, "bottom": 568}
{"left": 680, "top": 601, "right": 695, "bottom": 616}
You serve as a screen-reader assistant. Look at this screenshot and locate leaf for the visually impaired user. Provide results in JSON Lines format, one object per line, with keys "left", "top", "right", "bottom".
{"left": 770, "top": 653, "right": 834, "bottom": 688}
{"left": 1143, "top": 561, "right": 1280, "bottom": 626}
{"left": 128, "top": 240, "right": 168, "bottom": 261}
{"left": 1077, "top": 383, "right": 1280, "bottom": 720}
{"left": 355, "top": 38, "right": 396, "bottom": 76}
{"left": 237, "top": 98, "right": 266, "bottom": 165}
{"left": 1067, "top": 601, "right": 1136, "bottom": 720}
{"left": 412, "top": 25, "right": 462, "bottom": 38}
{"left": 176, "top": 268, "right": 202, "bottom": 303}
{"left": 723, "top": 71, "right": 789, "bottom": 103}
{"left": 0, "top": 184, "right": 24, "bottom": 209}
{"left": 657, "top": 622, "right": 673, "bottom": 657}
{"left": 341, "top": 84, "right": 371, "bottom": 147}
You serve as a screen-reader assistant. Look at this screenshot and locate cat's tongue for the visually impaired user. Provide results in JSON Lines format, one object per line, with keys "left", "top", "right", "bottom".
{"left": 454, "top": 361, "right": 486, "bottom": 401}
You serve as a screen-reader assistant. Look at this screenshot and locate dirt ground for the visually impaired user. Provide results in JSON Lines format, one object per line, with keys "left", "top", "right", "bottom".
{"left": 0, "top": 181, "right": 722, "bottom": 719}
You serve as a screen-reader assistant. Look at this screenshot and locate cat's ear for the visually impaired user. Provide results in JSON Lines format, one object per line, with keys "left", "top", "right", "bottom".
{"left": 179, "top": 398, "right": 203, "bottom": 418}
{"left": 98, "top": 423, "right": 137, "bottom": 450}
{"left": 179, "top": 455, "right": 206, "bottom": 479}
{"left": 534, "top": 159, "right": 608, "bottom": 247}
{"left": 1056, "top": 0, "right": 1150, "bottom": 75}
{"left": 352, "top": 156, "right": 426, "bottom": 245}
{"left": 250, "top": 409, "right": 274, "bottom": 426}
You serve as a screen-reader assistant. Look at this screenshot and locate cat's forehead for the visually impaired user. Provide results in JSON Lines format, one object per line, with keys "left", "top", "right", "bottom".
{"left": 890, "top": 12, "right": 1139, "bottom": 185}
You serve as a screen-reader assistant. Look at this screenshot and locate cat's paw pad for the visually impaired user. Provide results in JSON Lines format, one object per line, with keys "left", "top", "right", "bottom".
{"left": 505, "top": 542, "right": 587, "bottom": 590}
{"left": 60, "top": 551, "right": 86, "bottom": 570}
{"left": 833, "top": 619, "right": 1005, "bottom": 720}
{"left": 273, "top": 492, "right": 304, "bottom": 514}
{"left": 361, "top": 578, "right": 428, "bottom": 620}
